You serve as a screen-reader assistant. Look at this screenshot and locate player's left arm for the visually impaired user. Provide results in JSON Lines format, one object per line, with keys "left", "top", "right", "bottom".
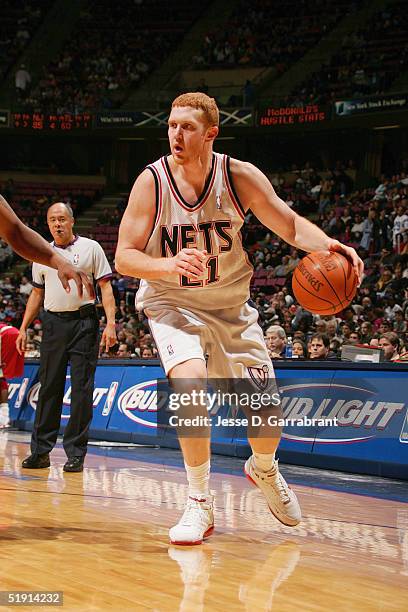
{"left": 230, "top": 159, "right": 364, "bottom": 282}
{"left": 98, "top": 279, "right": 117, "bottom": 352}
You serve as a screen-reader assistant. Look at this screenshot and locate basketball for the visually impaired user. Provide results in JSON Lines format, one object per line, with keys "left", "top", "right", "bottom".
{"left": 292, "top": 250, "right": 358, "bottom": 315}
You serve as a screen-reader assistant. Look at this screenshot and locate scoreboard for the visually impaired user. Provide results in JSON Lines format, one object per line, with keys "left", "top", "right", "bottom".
{"left": 12, "top": 112, "right": 92, "bottom": 130}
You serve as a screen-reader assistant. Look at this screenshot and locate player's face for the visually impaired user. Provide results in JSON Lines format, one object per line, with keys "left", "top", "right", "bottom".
{"left": 309, "top": 339, "right": 329, "bottom": 359}
{"left": 47, "top": 203, "right": 74, "bottom": 245}
{"left": 168, "top": 107, "right": 217, "bottom": 164}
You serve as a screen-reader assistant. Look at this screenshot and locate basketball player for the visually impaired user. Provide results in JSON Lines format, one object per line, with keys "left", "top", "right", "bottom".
{"left": 115, "top": 93, "right": 363, "bottom": 545}
{"left": 0, "top": 194, "right": 93, "bottom": 298}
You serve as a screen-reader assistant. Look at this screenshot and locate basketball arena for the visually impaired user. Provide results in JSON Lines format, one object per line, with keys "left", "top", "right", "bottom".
{"left": 0, "top": 0, "right": 407, "bottom": 610}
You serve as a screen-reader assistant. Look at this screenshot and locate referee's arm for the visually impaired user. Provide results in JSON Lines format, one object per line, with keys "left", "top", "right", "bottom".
{"left": 98, "top": 279, "right": 117, "bottom": 353}
{"left": 16, "top": 287, "right": 44, "bottom": 355}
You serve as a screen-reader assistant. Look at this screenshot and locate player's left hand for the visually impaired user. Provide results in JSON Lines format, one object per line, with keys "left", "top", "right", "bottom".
{"left": 57, "top": 261, "right": 95, "bottom": 298}
{"left": 327, "top": 239, "right": 364, "bottom": 286}
{"left": 100, "top": 322, "right": 117, "bottom": 354}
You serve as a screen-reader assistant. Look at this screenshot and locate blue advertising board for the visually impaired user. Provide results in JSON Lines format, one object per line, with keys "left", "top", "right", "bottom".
{"left": 12, "top": 361, "right": 408, "bottom": 479}
{"left": 16, "top": 365, "right": 125, "bottom": 432}
{"left": 7, "top": 364, "right": 39, "bottom": 422}
{"left": 107, "top": 365, "right": 164, "bottom": 440}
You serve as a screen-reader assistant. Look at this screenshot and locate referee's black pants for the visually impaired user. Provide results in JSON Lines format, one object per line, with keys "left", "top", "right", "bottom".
{"left": 31, "top": 311, "right": 99, "bottom": 458}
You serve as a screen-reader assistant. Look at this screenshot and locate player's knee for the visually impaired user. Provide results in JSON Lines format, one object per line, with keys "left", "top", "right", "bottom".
{"left": 168, "top": 358, "right": 207, "bottom": 381}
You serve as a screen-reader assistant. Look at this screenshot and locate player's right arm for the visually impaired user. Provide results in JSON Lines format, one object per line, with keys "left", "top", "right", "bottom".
{"left": 0, "top": 194, "right": 94, "bottom": 298}
{"left": 16, "top": 288, "right": 44, "bottom": 355}
{"left": 115, "top": 170, "right": 206, "bottom": 280}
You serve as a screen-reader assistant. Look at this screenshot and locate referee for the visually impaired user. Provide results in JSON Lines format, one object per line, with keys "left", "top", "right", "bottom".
{"left": 17, "top": 202, "right": 117, "bottom": 472}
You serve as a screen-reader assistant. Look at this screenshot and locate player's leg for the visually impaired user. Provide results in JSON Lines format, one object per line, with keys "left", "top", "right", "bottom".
{"left": 147, "top": 306, "right": 214, "bottom": 544}
{"left": 0, "top": 379, "right": 10, "bottom": 428}
{"left": 168, "top": 358, "right": 214, "bottom": 545}
{"left": 214, "top": 303, "right": 301, "bottom": 526}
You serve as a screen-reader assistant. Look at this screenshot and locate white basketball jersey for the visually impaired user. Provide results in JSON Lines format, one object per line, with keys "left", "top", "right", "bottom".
{"left": 136, "top": 153, "right": 253, "bottom": 311}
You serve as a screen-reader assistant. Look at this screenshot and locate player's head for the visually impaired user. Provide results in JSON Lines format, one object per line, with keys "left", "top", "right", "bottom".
{"left": 47, "top": 202, "right": 74, "bottom": 246}
{"left": 168, "top": 93, "right": 219, "bottom": 164}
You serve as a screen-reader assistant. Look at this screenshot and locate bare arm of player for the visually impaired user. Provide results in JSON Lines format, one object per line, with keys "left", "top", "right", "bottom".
{"left": 230, "top": 160, "right": 364, "bottom": 283}
{"left": 98, "top": 279, "right": 117, "bottom": 353}
{"left": 115, "top": 170, "right": 206, "bottom": 280}
{"left": 16, "top": 287, "right": 44, "bottom": 355}
{"left": 0, "top": 194, "right": 94, "bottom": 298}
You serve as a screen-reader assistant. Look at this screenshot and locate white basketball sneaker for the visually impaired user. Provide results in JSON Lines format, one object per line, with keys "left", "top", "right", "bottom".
{"left": 244, "top": 456, "right": 301, "bottom": 526}
{"left": 169, "top": 495, "right": 214, "bottom": 545}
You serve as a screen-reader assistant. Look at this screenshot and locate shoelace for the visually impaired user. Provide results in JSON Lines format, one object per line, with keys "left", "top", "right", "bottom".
{"left": 267, "top": 471, "right": 291, "bottom": 504}
{"left": 256, "top": 460, "right": 291, "bottom": 505}
{"left": 179, "top": 498, "right": 211, "bottom": 528}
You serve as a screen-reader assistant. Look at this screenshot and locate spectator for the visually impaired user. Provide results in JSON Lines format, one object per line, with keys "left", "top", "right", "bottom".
{"left": 378, "top": 332, "right": 400, "bottom": 361}
{"left": 309, "top": 333, "right": 336, "bottom": 360}
{"left": 141, "top": 346, "right": 154, "bottom": 359}
{"left": 19, "top": 275, "right": 33, "bottom": 298}
{"left": 292, "top": 339, "right": 307, "bottom": 359}
{"left": 393, "top": 310, "right": 407, "bottom": 333}
{"left": 360, "top": 321, "right": 373, "bottom": 343}
{"left": 393, "top": 205, "right": 408, "bottom": 253}
{"left": 347, "top": 331, "right": 361, "bottom": 345}
{"left": 15, "top": 64, "right": 31, "bottom": 97}
{"left": 265, "top": 325, "right": 286, "bottom": 359}
{"left": 116, "top": 343, "right": 131, "bottom": 358}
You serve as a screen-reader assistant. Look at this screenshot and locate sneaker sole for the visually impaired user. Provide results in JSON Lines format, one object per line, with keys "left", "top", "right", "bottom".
{"left": 244, "top": 469, "right": 300, "bottom": 527}
{"left": 170, "top": 525, "right": 214, "bottom": 546}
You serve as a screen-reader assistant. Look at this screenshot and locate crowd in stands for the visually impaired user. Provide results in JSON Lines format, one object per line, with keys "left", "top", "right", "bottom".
{"left": 1, "top": 158, "right": 407, "bottom": 363}
{"left": 1, "top": 178, "right": 101, "bottom": 238}
{"left": 0, "top": 0, "right": 51, "bottom": 82}
{"left": 20, "top": 0, "right": 208, "bottom": 113}
{"left": 193, "top": 0, "right": 362, "bottom": 71}
{"left": 291, "top": 1, "right": 408, "bottom": 106}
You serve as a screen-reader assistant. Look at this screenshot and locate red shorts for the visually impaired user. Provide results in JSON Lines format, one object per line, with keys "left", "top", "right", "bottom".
{"left": 0, "top": 325, "right": 24, "bottom": 379}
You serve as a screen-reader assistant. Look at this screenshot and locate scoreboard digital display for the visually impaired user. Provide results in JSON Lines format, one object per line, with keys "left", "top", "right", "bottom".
{"left": 12, "top": 112, "right": 92, "bottom": 130}
{"left": 258, "top": 104, "right": 328, "bottom": 126}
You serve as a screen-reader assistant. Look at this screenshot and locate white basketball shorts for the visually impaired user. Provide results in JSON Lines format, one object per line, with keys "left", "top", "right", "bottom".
{"left": 145, "top": 301, "right": 274, "bottom": 381}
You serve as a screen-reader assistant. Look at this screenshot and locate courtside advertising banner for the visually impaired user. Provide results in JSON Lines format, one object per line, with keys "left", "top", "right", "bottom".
{"left": 107, "top": 365, "right": 164, "bottom": 435}
{"left": 13, "top": 363, "right": 408, "bottom": 477}
{"left": 17, "top": 365, "right": 125, "bottom": 429}
{"left": 7, "top": 364, "right": 39, "bottom": 422}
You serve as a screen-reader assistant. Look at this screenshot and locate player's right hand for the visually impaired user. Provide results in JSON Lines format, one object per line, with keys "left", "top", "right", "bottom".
{"left": 57, "top": 261, "right": 95, "bottom": 298}
{"left": 16, "top": 329, "right": 26, "bottom": 356}
{"left": 167, "top": 248, "right": 207, "bottom": 279}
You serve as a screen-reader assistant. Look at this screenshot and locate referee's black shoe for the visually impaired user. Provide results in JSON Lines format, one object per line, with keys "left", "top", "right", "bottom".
{"left": 63, "top": 457, "right": 84, "bottom": 472}
{"left": 22, "top": 453, "right": 50, "bottom": 469}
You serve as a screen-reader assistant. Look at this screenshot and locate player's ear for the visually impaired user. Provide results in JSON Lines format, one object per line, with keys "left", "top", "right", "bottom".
{"left": 206, "top": 125, "right": 218, "bottom": 142}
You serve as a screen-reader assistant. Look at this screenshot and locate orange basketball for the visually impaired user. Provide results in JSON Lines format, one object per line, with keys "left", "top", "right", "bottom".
{"left": 292, "top": 250, "right": 358, "bottom": 315}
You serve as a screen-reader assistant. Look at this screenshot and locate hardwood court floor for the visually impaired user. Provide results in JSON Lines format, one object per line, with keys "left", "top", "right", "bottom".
{"left": 0, "top": 432, "right": 407, "bottom": 611}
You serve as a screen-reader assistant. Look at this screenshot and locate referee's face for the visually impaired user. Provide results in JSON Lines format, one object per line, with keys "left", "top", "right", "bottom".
{"left": 47, "top": 203, "right": 75, "bottom": 246}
